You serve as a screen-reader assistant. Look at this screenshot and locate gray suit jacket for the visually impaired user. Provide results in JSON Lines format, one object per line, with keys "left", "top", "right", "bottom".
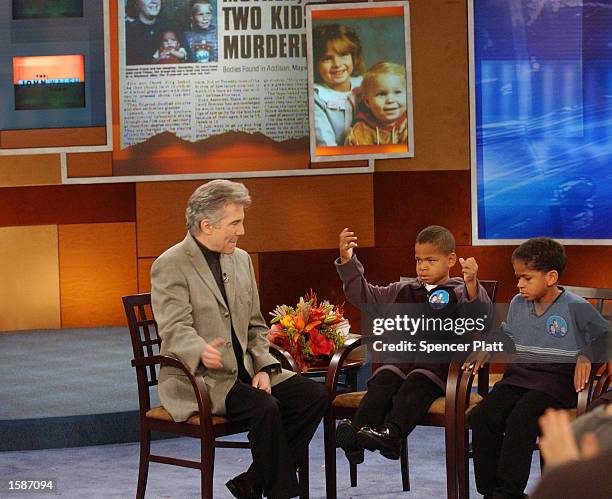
{"left": 151, "top": 234, "right": 294, "bottom": 421}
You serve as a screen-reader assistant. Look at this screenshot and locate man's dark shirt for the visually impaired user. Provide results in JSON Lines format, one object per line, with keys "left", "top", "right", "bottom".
{"left": 194, "top": 236, "right": 252, "bottom": 383}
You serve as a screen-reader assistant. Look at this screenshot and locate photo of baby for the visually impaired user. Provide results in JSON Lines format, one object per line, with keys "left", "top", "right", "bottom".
{"left": 306, "top": 2, "right": 414, "bottom": 162}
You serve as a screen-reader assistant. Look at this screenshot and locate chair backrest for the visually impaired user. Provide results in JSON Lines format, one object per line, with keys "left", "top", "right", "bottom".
{"left": 122, "top": 293, "right": 161, "bottom": 413}
{"left": 562, "top": 285, "right": 612, "bottom": 316}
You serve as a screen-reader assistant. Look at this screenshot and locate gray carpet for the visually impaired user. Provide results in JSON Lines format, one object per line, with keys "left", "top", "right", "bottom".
{"left": 0, "top": 327, "right": 145, "bottom": 419}
{"left": 0, "top": 328, "right": 542, "bottom": 497}
{"left": 0, "top": 327, "right": 163, "bottom": 451}
{"left": 0, "top": 424, "right": 543, "bottom": 498}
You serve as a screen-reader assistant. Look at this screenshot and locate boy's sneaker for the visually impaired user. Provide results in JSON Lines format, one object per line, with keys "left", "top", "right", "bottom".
{"left": 336, "top": 419, "right": 364, "bottom": 465}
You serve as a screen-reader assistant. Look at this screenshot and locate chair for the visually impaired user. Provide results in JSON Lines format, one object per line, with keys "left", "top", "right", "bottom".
{"left": 122, "top": 293, "right": 307, "bottom": 499}
{"left": 454, "top": 284, "right": 612, "bottom": 499}
{"left": 323, "top": 280, "right": 498, "bottom": 499}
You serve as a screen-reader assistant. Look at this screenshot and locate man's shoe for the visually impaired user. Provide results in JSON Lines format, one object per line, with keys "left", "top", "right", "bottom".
{"left": 357, "top": 424, "right": 402, "bottom": 460}
{"left": 336, "top": 419, "right": 364, "bottom": 465}
{"left": 226, "top": 472, "right": 262, "bottom": 499}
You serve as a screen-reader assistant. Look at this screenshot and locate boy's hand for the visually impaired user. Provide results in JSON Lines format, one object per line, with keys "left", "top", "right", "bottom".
{"left": 459, "top": 257, "right": 478, "bottom": 299}
{"left": 461, "top": 350, "right": 490, "bottom": 374}
{"left": 574, "top": 354, "right": 591, "bottom": 392}
{"left": 459, "top": 257, "right": 478, "bottom": 283}
{"left": 339, "top": 228, "right": 358, "bottom": 264}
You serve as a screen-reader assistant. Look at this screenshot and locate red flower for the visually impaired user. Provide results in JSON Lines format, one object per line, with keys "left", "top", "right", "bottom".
{"left": 309, "top": 328, "right": 334, "bottom": 356}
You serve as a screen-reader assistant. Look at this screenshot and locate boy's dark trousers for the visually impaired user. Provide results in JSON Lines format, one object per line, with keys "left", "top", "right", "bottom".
{"left": 468, "top": 383, "right": 566, "bottom": 498}
{"left": 352, "top": 370, "right": 443, "bottom": 436}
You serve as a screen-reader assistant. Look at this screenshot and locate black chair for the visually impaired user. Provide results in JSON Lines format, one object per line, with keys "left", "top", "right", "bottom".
{"left": 122, "top": 293, "right": 307, "bottom": 499}
{"left": 323, "top": 280, "right": 498, "bottom": 499}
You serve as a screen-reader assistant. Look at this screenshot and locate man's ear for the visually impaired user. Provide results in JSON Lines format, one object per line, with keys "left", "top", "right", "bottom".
{"left": 200, "top": 218, "right": 213, "bottom": 235}
{"left": 448, "top": 252, "right": 457, "bottom": 267}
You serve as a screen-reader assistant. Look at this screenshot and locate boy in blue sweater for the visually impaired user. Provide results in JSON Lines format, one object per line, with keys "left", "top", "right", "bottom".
{"left": 467, "top": 237, "right": 610, "bottom": 499}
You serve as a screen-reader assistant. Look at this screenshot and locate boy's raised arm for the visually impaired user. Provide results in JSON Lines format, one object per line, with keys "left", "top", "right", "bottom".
{"left": 339, "top": 227, "right": 358, "bottom": 264}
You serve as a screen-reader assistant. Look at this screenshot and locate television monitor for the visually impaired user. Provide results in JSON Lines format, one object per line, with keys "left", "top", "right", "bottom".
{"left": 12, "top": 0, "right": 83, "bottom": 19}
{"left": 13, "top": 55, "right": 85, "bottom": 110}
{"left": 470, "top": 0, "right": 612, "bottom": 242}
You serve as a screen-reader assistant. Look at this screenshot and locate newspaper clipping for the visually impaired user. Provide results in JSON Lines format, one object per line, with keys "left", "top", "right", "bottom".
{"left": 118, "top": 0, "right": 314, "bottom": 175}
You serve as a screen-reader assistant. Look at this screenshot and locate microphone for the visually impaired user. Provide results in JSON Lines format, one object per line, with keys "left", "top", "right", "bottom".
{"left": 223, "top": 272, "right": 229, "bottom": 283}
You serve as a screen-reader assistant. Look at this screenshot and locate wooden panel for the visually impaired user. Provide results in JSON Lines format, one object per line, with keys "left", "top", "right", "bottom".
{"left": 0, "top": 225, "right": 60, "bottom": 331}
{"left": 374, "top": 171, "right": 471, "bottom": 246}
{"left": 0, "top": 154, "right": 61, "bottom": 187}
{"left": 136, "top": 175, "right": 375, "bottom": 257}
{"left": 66, "top": 152, "right": 113, "bottom": 178}
{"left": 138, "top": 258, "right": 154, "bottom": 294}
{"left": 258, "top": 249, "right": 348, "bottom": 330}
{"left": 0, "top": 183, "right": 135, "bottom": 227}
{"left": 59, "top": 222, "right": 137, "bottom": 327}
{"left": 376, "top": 0, "right": 469, "bottom": 171}
{"left": 0, "top": 127, "right": 107, "bottom": 149}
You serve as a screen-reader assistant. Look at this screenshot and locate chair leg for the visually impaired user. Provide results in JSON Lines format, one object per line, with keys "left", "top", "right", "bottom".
{"left": 349, "top": 462, "right": 357, "bottom": 487}
{"left": 400, "top": 438, "right": 410, "bottom": 491}
{"left": 136, "top": 427, "right": 151, "bottom": 499}
{"left": 323, "top": 414, "right": 337, "bottom": 499}
{"left": 201, "top": 440, "right": 215, "bottom": 499}
{"left": 298, "top": 448, "right": 309, "bottom": 499}
{"left": 444, "top": 423, "right": 457, "bottom": 499}
{"left": 457, "top": 429, "right": 469, "bottom": 499}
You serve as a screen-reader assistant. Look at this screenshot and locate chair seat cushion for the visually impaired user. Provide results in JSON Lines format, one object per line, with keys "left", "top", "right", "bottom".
{"left": 146, "top": 406, "right": 229, "bottom": 426}
{"left": 333, "top": 391, "right": 484, "bottom": 415}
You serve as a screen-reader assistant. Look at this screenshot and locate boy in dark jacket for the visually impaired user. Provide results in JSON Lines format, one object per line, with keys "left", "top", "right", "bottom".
{"left": 335, "top": 225, "right": 491, "bottom": 463}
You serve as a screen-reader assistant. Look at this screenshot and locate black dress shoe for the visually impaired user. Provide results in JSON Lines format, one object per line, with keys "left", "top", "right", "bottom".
{"left": 357, "top": 424, "right": 402, "bottom": 460}
{"left": 226, "top": 472, "right": 263, "bottom": 499}
{"left": 335, "top": 419, "right": 364, "bottom": 465}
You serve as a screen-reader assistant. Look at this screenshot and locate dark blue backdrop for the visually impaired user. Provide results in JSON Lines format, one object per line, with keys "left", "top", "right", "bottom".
{"left": 473, "top": 1, "right": 612, "bottom": 240}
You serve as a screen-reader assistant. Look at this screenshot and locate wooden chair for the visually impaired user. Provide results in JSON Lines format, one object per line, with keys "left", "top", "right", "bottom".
{"left": 323, "top": 280, "right": 498, "bottom": 499}
{"left": 454, "top": 284, "right": 612, "bottom": 499}
{"left": 122, "top": 293, "right": 307, "bottom": 499}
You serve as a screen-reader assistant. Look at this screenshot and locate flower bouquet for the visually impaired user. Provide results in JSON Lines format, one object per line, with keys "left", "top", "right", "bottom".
{"left": 268, "top": 290, "right": 349, "bottom": 372}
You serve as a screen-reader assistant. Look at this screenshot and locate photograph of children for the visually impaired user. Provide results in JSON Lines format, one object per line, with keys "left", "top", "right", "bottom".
{"left": 306, "top": 2, "right": 414, "bottom": 162}
{"left": 123, "top": 0, "right": 218, "bottom": 66}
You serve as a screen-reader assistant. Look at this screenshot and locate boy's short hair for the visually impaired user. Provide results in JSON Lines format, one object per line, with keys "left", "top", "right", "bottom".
{"left": 512, "top": 237, "right": 566, "bottom": 276}
{"left": 312, "top": 24, "right": 365, "bottom": 81}
{"left": 415, "top": 225, "right": 455, "bottom": 254}
{"left": 361, "top": 61, "right": 406, "bottom": 96}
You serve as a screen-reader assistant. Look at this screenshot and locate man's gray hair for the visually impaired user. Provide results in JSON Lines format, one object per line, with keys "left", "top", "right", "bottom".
{"left": 186, "top": 180, "right": 251, "bottom": 235}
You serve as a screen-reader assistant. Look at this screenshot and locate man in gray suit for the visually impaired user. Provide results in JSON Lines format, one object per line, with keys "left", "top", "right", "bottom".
{"left": 151, "top": 179, "right": 328, "bottom": 499}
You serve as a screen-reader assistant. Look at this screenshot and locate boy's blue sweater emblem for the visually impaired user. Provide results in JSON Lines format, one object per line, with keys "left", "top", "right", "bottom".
{"left": 546, "top": 315, "right": 568, "bottom": 338}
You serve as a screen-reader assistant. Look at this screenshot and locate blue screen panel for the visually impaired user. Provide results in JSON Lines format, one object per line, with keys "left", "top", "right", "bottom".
{"left": 472, "top": 1, "right": 612, "bottom": 241}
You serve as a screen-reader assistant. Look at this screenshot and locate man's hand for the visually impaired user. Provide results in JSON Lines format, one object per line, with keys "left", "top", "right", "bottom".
{"left": 339, "top": 228, "right": 358, "bottom": 264}
{"left": 459, "top": 257, "right": 478, "bottom": 299}
{"left": 574, "top": 354, "right": 591, "bottom": 392}
{"left": 539, "top": 409, "right": 600, "bottom": 467}
{"left": 252, "top": 371, "right": 271, "bottom": 394}
{"left": 201, "top": 337, "right": 224, "bottom": 369}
